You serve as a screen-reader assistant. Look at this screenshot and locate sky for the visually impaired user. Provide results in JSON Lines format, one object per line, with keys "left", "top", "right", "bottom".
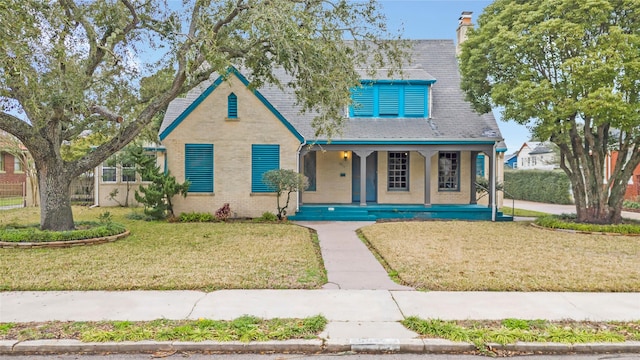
{"left": 378, "top": 0, "right": 530, "bottom": 153}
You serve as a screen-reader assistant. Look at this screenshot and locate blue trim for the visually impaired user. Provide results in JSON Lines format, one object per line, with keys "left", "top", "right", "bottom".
{"left": 360, "top": 79, "right": 436, "bottom": 85}
{"left": 497, "top": 147, "right": 508, "bottom": 153}
{"left": 312, "top": 140, "right": 499, "bottom": 145}
{"left": 289, "top": 204, "right": 512, "bottom": 222}
{"left": 159, "top": 67, "right": 304, "bottom": 142}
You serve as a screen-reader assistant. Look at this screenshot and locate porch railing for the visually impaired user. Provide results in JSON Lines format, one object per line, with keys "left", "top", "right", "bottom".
{"left": 474, "top": 181, "right": 515, "bottom": 218}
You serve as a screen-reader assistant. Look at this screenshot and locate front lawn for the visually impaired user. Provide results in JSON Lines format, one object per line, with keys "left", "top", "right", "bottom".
{"left": 0, "top": 207, "right": 326, "bottom": 291}
{"left": 360, "top": 221, "right": 640, "bottom": 292}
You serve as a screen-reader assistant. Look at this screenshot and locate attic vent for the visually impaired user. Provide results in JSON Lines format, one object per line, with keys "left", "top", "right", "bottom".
{"left": 227, "top": 93, "right": 238, "bottom": 118}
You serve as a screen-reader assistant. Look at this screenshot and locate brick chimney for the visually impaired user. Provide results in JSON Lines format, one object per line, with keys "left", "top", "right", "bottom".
{"left": 456, "top": 11, "right": 473, "bottom": 55}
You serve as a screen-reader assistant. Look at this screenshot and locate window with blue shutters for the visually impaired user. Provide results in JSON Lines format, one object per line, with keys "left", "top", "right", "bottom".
{"left": 349, "top": 83, "right": 428, "bottom": 118}
{"left": 476, "top": 154, "right": 485, "bottom": 177}
{"left": 379, "top": 86, "right": 399, "bottom": 116}
{"left": 252, "top": 144, "right": 280, "bottom": 193}
{"left": 404, "top": 87, "right": 426, "bottom": 117}
{"left": 185, "top": 144, "right": 214, "bottom": 193}
{"left": 227, "top": 93, "right": 238, "bottom": 118}
{"left": 351, "top": 86, "right": 374, "bottom": 117}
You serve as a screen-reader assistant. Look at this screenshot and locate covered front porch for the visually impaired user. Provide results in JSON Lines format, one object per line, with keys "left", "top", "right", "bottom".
{"left": 290, "top": 142, "right": 509, "bottom": 221}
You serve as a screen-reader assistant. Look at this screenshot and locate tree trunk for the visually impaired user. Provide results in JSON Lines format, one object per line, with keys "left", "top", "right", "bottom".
{"left": 38, "top": 166, "right": 74, "bottom": 231}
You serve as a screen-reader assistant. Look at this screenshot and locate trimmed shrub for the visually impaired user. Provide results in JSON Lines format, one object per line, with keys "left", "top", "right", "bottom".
{"left": 504, "top": 170, "right": 572, "bottom": 204}
{"left": 178, "top": 212, "right": 215, "bottom": 222}
{"left": 254, "top": 211, "right": 278, "bottom": 222}
{"left": 535, "top": 215, "right": 640, "bottom": 235}
{"left": 0, "top": 221, "right": 127, "bottom": 243}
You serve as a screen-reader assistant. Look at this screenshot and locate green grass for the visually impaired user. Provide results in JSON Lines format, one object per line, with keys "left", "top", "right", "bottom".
{"left": 0, "top": 315, "right": 328, "bottom": 342}
{"left": 0, "top": 206, "right": 326, "bottom": 291}
{"left": 0, "top": 196, "right": 23, "bottom": 207}
{"left": 499, "top": 207, "right": 549, "bottom": 217}
{"left": 402, "top": 317, "right": 640, "bottom": 350}
{"left": 360, "top": 221, "right": 640, "bottom": 291}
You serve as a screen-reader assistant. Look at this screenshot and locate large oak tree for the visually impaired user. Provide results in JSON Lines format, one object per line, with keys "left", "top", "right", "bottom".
{"left": 0, "top": 0, "right": 404, "bottom": 230}
{"left": 459, "top": 0, "right": 640, "bottom": 224}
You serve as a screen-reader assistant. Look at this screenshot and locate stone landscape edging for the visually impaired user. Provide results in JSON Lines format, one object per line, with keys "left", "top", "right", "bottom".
{"left": 530, "top": 223, "right": 640, "bottom": 236}
{"left": 0, "top": 230, "right": 130, "bottom": 249}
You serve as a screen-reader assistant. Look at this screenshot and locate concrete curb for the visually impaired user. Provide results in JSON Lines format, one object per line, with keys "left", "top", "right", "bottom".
{"left": 2, "top": 339, "right": 640, "bottom": 355}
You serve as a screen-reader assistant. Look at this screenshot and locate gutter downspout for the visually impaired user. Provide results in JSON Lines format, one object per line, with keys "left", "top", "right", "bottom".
{"left": 91, "top": 165, "right": 100, "bottom": 208}
{"left": 296, "top": 140, "right": 307, "bottom": 212}
{"left": 491, "top": 142, "right": 497, "bottom": 222}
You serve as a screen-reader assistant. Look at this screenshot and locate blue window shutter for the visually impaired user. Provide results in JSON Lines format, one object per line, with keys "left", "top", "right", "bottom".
{"left": 476, "top": 154, "right": 485, "bottom": 177}
{"left": 227, "top": 93, "right": 238, "bottom": 118}
{"left": 185, "top": 144, "right": 214, "bottom": 193}
{"left": 350, "top": 86, "right": 374, "bottom": 117}
{"left": 404, "top": 87, "right": 426, "bottom": 117}
{"left": 252, "top": 144, "right": 280, "bottom": 192}
{"left": 379, "top": 86, "right": 399, "bottom": 116}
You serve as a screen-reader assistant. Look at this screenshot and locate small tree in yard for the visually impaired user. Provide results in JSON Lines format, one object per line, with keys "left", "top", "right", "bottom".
{"left": 129, "top": 145, "right": 189, "bottom": 220}
{"left": 263, "top": 169, "right": 308, "bottom": 220}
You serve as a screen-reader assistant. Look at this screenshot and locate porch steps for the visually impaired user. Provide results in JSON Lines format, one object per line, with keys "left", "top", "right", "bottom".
{"left": 289, "top": 204, "right": 513, "bottom": 222}
{"left": 289, "top": 205, "right": 376, "bottom": 221}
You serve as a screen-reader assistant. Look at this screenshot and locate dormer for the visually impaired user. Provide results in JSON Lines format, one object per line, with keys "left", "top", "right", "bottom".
{"left": 349, "top": 68, "right": 436, "bottom": 119}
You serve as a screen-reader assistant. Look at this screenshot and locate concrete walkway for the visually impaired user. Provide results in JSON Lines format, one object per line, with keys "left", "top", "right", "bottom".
{"left": 512, "top": 199, "right": 640, "bottom": 220}
{"left": 295, "top": 222, "right": 413, "bottom": 290}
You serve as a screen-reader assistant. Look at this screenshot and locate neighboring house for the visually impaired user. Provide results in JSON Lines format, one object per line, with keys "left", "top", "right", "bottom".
{"left": 605, "top": 151, "right": 640, "bottom": 201}
{"left": 157, "top": 23, "right": 509, "bottom": 221}
{"left": 0, "top": 131, "right": 27, "bottom": 185}
{"left": 504, "top": 152, "right": 518, "bottom": 169}
{"left": 517, "top": 142, "right": 557, "bottom": 170}
{"left": 92, "top": 145, "right": 167, "bottom": 207}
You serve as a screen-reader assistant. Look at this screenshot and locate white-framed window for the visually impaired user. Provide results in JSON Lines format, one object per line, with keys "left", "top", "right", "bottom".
{"left": 14, "top": 155, "right": 22, "bottom": 172}
{"left": 102, "top": 159, "right": 117, "bottom": 182}
{"left": 0, "top": 152, "right": 4, "bottom": 172}
{"left": 388, "top": 152, "right": 409, "bottom": 191}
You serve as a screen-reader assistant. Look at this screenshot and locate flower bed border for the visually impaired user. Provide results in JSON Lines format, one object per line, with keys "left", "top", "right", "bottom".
{"left": 0, "top": 230, "right": 130, "bottom": 249}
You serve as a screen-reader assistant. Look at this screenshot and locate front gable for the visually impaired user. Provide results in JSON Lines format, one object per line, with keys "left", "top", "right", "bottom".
{"left": 159, "top": 68, "right": 303, "bottom": 142}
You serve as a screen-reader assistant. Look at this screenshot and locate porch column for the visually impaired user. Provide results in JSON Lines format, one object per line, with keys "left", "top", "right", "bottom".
{"left": 470, "top": 151, "right": 479, "bottom": 204}
{"left": 299, "top": 148, "right": 308, "bottom": 206}
{"left": 487, "top": 151, "right": 495, "bottom": 211}
{"left": 418, "top": 150, "right": 435, "bottom": 206}
{"left": 354, "top": 150, "right": 373, "bottom": 206}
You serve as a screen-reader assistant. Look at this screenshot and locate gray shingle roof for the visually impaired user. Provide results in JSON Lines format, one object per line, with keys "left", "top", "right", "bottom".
{"left": 160, "top": 40, "right": 504, "bottom": 147}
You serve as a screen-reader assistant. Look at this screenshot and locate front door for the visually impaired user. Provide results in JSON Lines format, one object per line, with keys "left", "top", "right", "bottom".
{"left": 352, "top": 152, "right": 377, "bottom": 203}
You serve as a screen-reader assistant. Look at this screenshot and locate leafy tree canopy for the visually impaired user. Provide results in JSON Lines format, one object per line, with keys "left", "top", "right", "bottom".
{"left": 459, "top": 0, "right": 640, "bottom": 224}
{"left": 0, "top": 0, "right": 404, "bottom": 230}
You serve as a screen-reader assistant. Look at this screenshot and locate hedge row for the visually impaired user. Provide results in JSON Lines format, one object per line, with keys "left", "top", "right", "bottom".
{"left": 503, "top": 170, "right": 573, "bottom": 204}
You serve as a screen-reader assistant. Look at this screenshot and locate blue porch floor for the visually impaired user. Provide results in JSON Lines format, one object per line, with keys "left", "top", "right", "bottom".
{"left": 288, "top": 203, "right": 513, "bottom": 222}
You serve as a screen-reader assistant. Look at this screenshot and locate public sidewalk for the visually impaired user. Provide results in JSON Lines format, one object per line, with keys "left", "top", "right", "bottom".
{"left": 2, "top": 290, "right": 639, "bottom": 354}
